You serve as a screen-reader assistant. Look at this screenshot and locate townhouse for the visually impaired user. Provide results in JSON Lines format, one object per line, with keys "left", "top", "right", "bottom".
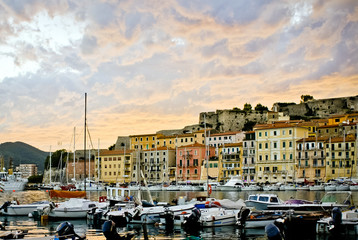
{"left": 242, "top": 131, "right": 256, "bottom": 182}
{"left": 218, "top": 142, "right": 242, "bottom": 183}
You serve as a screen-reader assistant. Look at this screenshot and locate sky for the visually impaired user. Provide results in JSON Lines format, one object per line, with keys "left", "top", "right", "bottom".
{"left": 0, "top": 0, "right": 358, "bottom": 152}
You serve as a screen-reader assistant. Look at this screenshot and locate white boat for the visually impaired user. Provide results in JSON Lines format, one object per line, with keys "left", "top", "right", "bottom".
{"left": 267, "top": 191, "right": 353, "bottom": 211}
{"left": 284, "top": 184, "right": 297, "bottom": 191}
{"left": 45, "top": 198, "right": 106, "bottom": 219}
{"left": 324, "top": 183, "right": 337, "bottom": 191}
{"left": 349, "top": 184, "right": 358, "bottom": 191}
{"left": 336, "top": 184, "right": 350, "bottom": 191}
{"left": 245, "top": 194, "right": 283, "bottom": 210}
{"left": 200, "top": 208, "right": 240, "bottom": 227}
{"left": 0, "top": 200, "right": 50, "bottom": 216}
{"left": 75, "top": 180, "right": 105, "bottom": 191}
{"left": 316, "top": 208, "right": 358, "bottom": 235}
{"left": 296, "top": 185, "right": 309, "bottom": 191}
{"left": 179, "top": 185, "right": 194, "bottom": 191}
{"left": 242, "top": 184, "right": 262, "bottom": 191}
{"left": 191, "top": 185, "right": 204, "bottom": 191}
{"left": 216, "top": 176, "right": 243, "bottom": 191}
{"left": 163, "top": 184, "right": 180, "bottom": 191}
{"left": 148, "top": 184, "right": 162, "bottom": 191}
{"left": 203, "top": 182, "right": 221, "bottom": 191}
{"left": 263, "top": 184, "right": 280, "bottom": 191}
{"left": 309, "top": 185, "right": 325, "bottom": 191}
{"left": 0, "top": 172, "right": 27, "bottom": 191}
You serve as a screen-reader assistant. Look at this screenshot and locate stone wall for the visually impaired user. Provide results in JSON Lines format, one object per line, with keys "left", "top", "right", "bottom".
{"left": 273, "top": 95, "right": 358, "bottom": 118}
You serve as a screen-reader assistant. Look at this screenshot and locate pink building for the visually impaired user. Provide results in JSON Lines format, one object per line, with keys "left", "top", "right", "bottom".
{"left": 176, "top": 143, "right": 215, "bottom": 182}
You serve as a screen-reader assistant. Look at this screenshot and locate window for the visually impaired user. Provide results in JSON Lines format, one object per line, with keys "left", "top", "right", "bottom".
{"left": 289, "top": 130, "right": 292, "bottom": 135}
{"left": 283, "top": 142, "right": 286, "bottom": 148}
{"left": 259, "top": 143, "right": 262, "bottom": 149}
{"left": 259, "top": 132, "right": 262, "bottom": 137}
{"left": 274, "top": 142, "right": 277, "bottom": 148}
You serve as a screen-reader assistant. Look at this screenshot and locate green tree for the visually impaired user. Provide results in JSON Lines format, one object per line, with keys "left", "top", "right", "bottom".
{"left": 243, "top": 103, "right": 252, "bottom": 112}
{"left": 44, "top": 149, "right": 67, "bottom": 170}
{"left": 301, "top": 95, "right": 314, "bottom": 103}
{"left": 108, "top": 144, "right": 115, "bottom": 150}
{"left": 28, "top": 174, "right": 43, "bottom": 183}
{"left": 254, "top": 103, "right": 269, "bottom": 112}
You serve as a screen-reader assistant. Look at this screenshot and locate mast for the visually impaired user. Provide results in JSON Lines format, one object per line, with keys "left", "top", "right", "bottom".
{"left": 73, "top": 127, "right": 76, "bottom": 182}
{"left": 97, "top": 139, "right": 100, "bottom": 182}
{"left": 49, "top": 146, "right": 52, "bottom": 185}
{"left": 84, "top": 93, "right": 87, "bottom": 192}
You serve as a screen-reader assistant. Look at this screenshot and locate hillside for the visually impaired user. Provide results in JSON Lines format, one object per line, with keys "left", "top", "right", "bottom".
{"left": 0, "top": 142, "right": 48, "bottom": 172}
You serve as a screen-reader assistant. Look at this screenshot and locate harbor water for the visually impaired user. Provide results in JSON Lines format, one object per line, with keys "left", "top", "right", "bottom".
{"left": 0, "top": 190, "right": 357, "bottom": 239}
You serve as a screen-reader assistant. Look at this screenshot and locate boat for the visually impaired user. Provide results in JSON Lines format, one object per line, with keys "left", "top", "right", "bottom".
{"left": 245, "top": 194, "right": 283, "bottom": 210}
{"left": 237, "top": 208, "right": 285, "bottom": 228}
{"left": 309, "top": 184, "right": 325, "bottom": 191}
{"left": 324, "top": 182, "right": 337, "bottom": 191}
{"left": 216, "top": 176, "right": 243, "bottom": 191}
{"left": 241, "top": 184, "right": 262, "bottom": 191}
{"left": 75, "top": 179, "right": 104, "bottom": 191}
{"left": 147, "top": 184, "right": 163, "bottom": 191}
{"left": 45, "top": 198, "right": 106, "bottom": 219}
{"left": 283, "top": 184, "right": 297, "bottom": 191}
{"left": 296, "top": 185, "right": 310, "bottom": 191}
{"left": 267, "top": 191, "right": 353, "bottom": 211}
{"left": 262, "top": 184, "right": 280, "bottom": 191}
{"left": 163, "top": 184, "right": 180, "bottom": 191}
{"left": 316, "top": 207, "right": 358, "bottom": 235}
{"left": 335, "top": 184, "right": 350, "bottom": 191}
{"left": 200, "top": 208, "right": 239, "bottom": 227}
{"left": 0, "top": 200, "right": 50, "bottom": 216}
{"left": 0, "top": 172, "right": 27, "bottom": 191}
{"left": 203, "top": 182, "right": 221, "bottom": 192}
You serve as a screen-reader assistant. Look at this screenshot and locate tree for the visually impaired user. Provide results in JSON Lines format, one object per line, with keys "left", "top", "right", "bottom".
{"left": 243, "top": 103, "right": 252, "bottom": 112}
{"left": 28, "top": 174, "right": 43, "bottom": 183}
{"left": 44, "top": 149, "right": 67, "bottom": 170}
{"left": 254, "top": 103, "right": 269, "bottom": 112}
{"left": 301, "top": 95, "right": 314, "bottom": 103}
{"left": 108, "top": 144, "right": 115, "bottom": 150}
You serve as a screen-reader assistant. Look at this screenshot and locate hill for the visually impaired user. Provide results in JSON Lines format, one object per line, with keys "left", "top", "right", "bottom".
{"left": 0, "top": 142, "right": 48, "bottom": 172}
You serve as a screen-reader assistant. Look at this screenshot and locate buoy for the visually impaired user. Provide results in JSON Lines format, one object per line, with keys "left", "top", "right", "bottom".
{"left": 28, "top": 213, "right": 33, "bottom": 218}
{"left": 13, "top": 190, "right": 15, "bottom": 192}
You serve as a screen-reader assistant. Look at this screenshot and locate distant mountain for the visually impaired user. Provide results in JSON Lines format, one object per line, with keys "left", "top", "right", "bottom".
{"left": 0, "top": 142, "right": 48, "bottom": 172}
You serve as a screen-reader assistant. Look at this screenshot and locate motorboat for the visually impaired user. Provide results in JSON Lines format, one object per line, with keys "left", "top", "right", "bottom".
{"left": 0, "top": 200, "right": 50, "bottom": 216}
{"left": 216, "top": 176, "right": 243, "bottom": 191}
{"left": 148, "top": 184, "right": 162, "bottom": 191}
{"left": 267, "top": 191, "right": 353, "bottom": 212}
{"left": 163, "top": 184, "right": 180, "bottom": 191}
{"left": 200, "top": 208, "right": 239, "bottom": 227}
{"left": 309, "top": 185, "right": 325, "bottom": 191}
{"left": 0, "top": 172, "right": 27, "bottom": 191}
{"left": 75, "top": 180, "right": 105, "bottom": 191}
{"left": 262, "top": 184, "right": 280, "bottom": 191}
{"left": 316, "top": 207, "right": 358, "bottom": 235}
{"left": 245, "top": 194, "right": 283, "bottom": 210}
{"left": 203, "top": 182, "right": 221, "bottom": 192}
{"left": 336, "top": 184, "right": 350, "bottom": 191}
{"left": 324, "top": 183, "right": 337, "bottom": 191}
{"left": 39, "top": 198, "right": 106, "bottom": 219}
{"left": 241, "top": 184, "right": 262, "bottom": 191}
{"left": 284, "top": 184, "right": 297, "bottom": 191}
{"left": 296, "top": 185, "right": 310, "bottom": 191}
{"left": 237, "top": 208, "right": 285, "bottom": 228}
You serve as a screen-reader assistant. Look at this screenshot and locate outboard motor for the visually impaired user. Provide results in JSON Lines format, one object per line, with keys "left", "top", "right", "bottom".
{"left": 163, "top": 208, "right": 174, "bottom": 233}
{"left": 182, "top": 208, "right": 201, "bottom": 232}
{"left": 329, "top": 207, "right": 342, "bottom": 233}
{"left": 237, "top": 208, "right": 251, "bottom": 228}
{"left": 265, "top": 222, "right": 283, "bottom": 240}
{"left": 102, "top": 220, "right": 134, "bottom": 240}
{"left": 0, "top": 201, "right": 11, "bottom": 213}
{"left": 56, "top": 222, "right": 85, "bottom": 240}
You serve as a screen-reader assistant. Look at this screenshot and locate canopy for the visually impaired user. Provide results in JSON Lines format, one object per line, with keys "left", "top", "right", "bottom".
{"left": 49, "top": 190, "right": 86, "bottom": 198}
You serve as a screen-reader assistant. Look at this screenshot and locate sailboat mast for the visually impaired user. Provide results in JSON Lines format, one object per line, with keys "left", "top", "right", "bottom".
{"left": 73, "top": 127, "right": 76, "bottom": 182}
{"left": 98, "top": 139, "right": 100, "bottom": 182}
{"left": 84, "top": 93, "right": 87, "bottom": 192}
{"left": 49, "top": 146, "right": 52, "bottom": 185}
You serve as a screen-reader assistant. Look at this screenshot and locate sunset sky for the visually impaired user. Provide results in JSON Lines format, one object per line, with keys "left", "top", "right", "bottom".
{"left": 1, "top": 0, "right": 357, "bottom": 152}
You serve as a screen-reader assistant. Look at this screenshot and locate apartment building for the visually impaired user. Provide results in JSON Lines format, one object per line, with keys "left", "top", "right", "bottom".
{"left": 255, "top": 123, "right": 308, "bottom": 183}
{"left": 99, "top": 150, "right": 133, "bottom": 184}
{"left": 218, "top": 142, "right": 242, "bottom": 183}
{"left": 325, "top": 135, "right": 357, "bottom": 180}
{"left": 141, "top": 147, "right": 176, "bottom": 184}
{"left": 242, "top": 131, "right": 256, "bottom": 182}
{"left": 207, "top": 131, "right": 245, "bottom": 156}
{"left": 129, "top": 134, "right": 157, "bottom": 150}
{"left": 296, "top": 137, "right": 328, "bottom": 183}
{"left": 16, "top": 164, "right": 38, "bottom": 178}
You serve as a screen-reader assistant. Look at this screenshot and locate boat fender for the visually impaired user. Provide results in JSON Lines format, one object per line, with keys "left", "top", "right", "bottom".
{"left": 208, "top": 184, "right": 212, "bottom": 195}
{"left": 212, "top": 216, "right": 215, "bottom": 221}
{"left": 250, "top": 215, "right": 255, "bottom": 219}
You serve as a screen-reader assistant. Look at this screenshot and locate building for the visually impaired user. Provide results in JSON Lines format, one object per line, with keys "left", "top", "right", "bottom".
{"left": 325, "top": 135, "right": 357, "bottom": 180}
{"left": 254, "top": 123, "right": 308, "bottom": 184}
{"left": 176, "top": 143, "right": 215, "bottom": 183}
{"left": 207, "top": 131, "right": 245, "bottom": 156}
{"left": 129, "top": 134, "right": 157, "bottom": 150}
{"left": 218, "top": 142, "right": 242, "bottom": 183}
{"left": 242, "top": 131, "right": 256, "bottom": 182}
{"left": 296, "top": 137, "right": 328, "bottom": 183}
{"left": 141, "top": 147, "right": 176, "bottom": 184}
{"left": 16, "top": 164, "right": 38, "bottom": 178}
{"left": 98, "top": 149, "right": 133, "bottom": 184}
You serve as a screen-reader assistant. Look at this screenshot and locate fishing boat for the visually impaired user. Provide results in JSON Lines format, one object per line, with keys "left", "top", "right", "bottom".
{"left": 0, "top": 172, "right": 27, "bottom": 192}
{"left": 245, "top": 194, "right": 283, "bottom": 210}
{"left": 0, "top": 200, "right": 50, "bottom": 216}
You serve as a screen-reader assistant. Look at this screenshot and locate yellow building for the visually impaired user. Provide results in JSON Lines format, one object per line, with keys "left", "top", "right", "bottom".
{"left": 98, "top": 150, "right": 133, "bottom": 184}
{"left": 129, "top": 134, "right": 157, "bottom": 150}
{"left": 218, "top": 142, "right": 242, "bottom": 183}
{"left": 296, "top": 137, "right": 328, "bottom": 183}
{"left": 325, "top": 135, "right": 357, "bottom": 181}
{"left": 156, "top": 135, "right": 176, "bottom": 149}
{"left": 328, "top": 113, "right": 358, "bottom": 125}
{"left": 254, "top": 123, "right": 308, "bottom": 184}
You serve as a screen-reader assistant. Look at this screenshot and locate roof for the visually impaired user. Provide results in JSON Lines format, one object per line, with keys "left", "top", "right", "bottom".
{"left": 296, "top": 137, "right": 329, "bottom": 143}
{"left": 100, "top": 150, "right": 133, "bottom": 156}
{"left": 142, "top": 146, "right": 175, "bottom": 151}
{"left": 129, "top": 133, "right": 157, "bottom": 137}
{"left": 254, "top": 123, "right": 307, "bottom": 130}
{"left": 210, "top": 131, "right": 242, "bottom": 137}
{"left": 221, "top": 142, "right": 243, "bottom": 147}
{"left": 178, "top": 142, "right": 214, "bottom": 149}
{"left": 327, "top": 135, "right": 356, "bottom": 143}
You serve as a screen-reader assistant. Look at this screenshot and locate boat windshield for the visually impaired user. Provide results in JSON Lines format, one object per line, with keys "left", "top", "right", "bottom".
{"left": 248, "top": 196, "right": 258, "bottom": 201}
{"left": 258, "top": 196, "right": 269, "bottom": 202}
{"left": 320, "top": 192, "right": 351, "bottom": 204}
